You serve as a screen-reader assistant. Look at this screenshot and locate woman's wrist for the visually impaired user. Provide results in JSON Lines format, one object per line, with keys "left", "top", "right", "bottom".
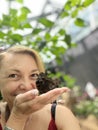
{"left": 5, "top": 111, "right": 28, "bottom": 130}
{"left": 4, "top": 126, "right": 15, "bottom": 130}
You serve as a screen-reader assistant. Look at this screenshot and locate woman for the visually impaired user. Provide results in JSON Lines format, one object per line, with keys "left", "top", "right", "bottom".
{"left": 0, "top": 45, "right": 81, "bottom": 130}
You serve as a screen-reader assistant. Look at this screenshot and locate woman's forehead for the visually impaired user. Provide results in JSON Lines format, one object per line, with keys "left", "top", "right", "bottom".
{"left": 2, "top": 53, "right": 36, "bottom": 67}
{"left": 0, "top": 53, "right": 39, "bottom": 74}
{"left": 4, "top": 52, "right": 34, "bottom": 60}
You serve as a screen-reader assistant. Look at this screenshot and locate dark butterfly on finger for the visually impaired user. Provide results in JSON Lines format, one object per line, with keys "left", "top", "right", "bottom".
{"left": 36, "top": 72, "right": 60, "bottom": 94}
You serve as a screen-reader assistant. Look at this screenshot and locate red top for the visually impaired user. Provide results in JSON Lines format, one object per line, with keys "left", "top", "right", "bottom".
{"left": 0, "top": 124, "right": 2, "bottom": 130}
{"left": 48, "top": 103, "right": 57, "bottom": 130}
{"left": 48, "top": 118, "right": 57, "bottom": 130}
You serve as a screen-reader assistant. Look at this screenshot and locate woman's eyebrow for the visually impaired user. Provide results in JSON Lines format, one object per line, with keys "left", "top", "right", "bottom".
{"left": 0, "top": 69, "right": 20, "bottom": 78}
{"left": 31, "top": 69, "right": 39, "bottom": 73}
{"left": 5, "top": 69, "right": 39, "bottom": 75}
{"left": 8, "top": 69, "right": 20, "bottom": 73}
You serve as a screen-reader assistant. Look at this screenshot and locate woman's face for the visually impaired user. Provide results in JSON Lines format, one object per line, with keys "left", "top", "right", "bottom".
{"left": 0, "top": 53, "right": 39, "bottom": 108}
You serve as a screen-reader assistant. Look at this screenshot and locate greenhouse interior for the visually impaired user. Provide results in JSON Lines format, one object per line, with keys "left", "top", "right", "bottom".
{"left": 0, "top": 0, "right": 98, "bottom": 130}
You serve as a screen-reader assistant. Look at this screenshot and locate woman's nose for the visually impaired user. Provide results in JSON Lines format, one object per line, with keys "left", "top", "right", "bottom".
{"left": 19, "top": 78, "right": 36, "bottom": 90}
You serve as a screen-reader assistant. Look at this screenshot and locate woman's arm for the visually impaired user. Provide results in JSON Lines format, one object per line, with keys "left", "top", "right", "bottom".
{"left": 1, "top": 88, "right": 69, "bottom": 130}
{"left": 56, "top": 105, "right": 81, "bottom": 130}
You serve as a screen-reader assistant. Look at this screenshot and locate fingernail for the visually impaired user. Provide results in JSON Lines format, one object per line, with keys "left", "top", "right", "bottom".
{"left": 32, "top": 89, "right": 39, "bottom": 96}
{"left": 67, "top": 88, "right": 71, "bottom": 92}
{"left": 62, "top": 87, "right": 71, "bottom": 92}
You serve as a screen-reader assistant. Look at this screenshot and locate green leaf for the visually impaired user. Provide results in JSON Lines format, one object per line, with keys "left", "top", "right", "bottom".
{"left": 10, "top": 9, "right": 17, "bottom": 16}
{"left": 71, "top": 0, "right": 82, "bottom": 6}
{"left": 0, "top": 31, "right": 6, "bottom": 38}
{"left": 45, "top": 33, "right": 51, "bottom": 41}
{"left": 2, "top": 14, "right": 11, "bottom": 26}
{"left": 71, "top": 8, "right": 79, "bottom": 18}
{"left": 38, "top": 41, "right": 46, "bottom": 50}
{"left": 58, "top": 29, "right": 66, "bottom": 35}
{"left": 18, "top": 7, "right": 31, "bottom": 22}
{"left": 64, "top": 34, "right": 71, "bottom": 47}
{"left": 50, "top": 46, "right": 64, "bottom": 57}
{"left": 21, "top": 7, "right": 31, "bottom": 15}
{"left": 10, "top": 18, "right": 19, "bottom": 29}
{"left": 74, "top": 18, "right": 86, "bottom": 27}
{"left": 64, "top": 1, "right": 72, "bottom": 11}
{"left": 63, "top": 75, "right": 76, "bottom": 88}
{"left": 60, "top": 11, "right": 69, "bottom": 18}
{"left": 51, "top": 35, "right": 58, "bottom": 42}
{"left": 32, "top": 28, "right": 42, "bottom": 35}
{"left": 9, "top": 9, "right": 20, "bottom": 29}
{"left": 83, "top": 0, "right": 95, "bottom": 7}
{"left": 70, "top": 42, "right": 77, "bottom": 47}
{"left": 22, "top": 23, "right": 32, "bottom": 28}
{"left": 18, "top": 14, "right": 27, "bottom": 22}
{"left": 36, "top": 36, "right": 42, "bottom": 42}
{"left": 38, "top": 18, "right": 54, "bottom": 28}
{"left": 16, "top": 0, "right": 23, "bottom": 4}
{"left": 10, "top": 34, "right": 23, "bottom": 42}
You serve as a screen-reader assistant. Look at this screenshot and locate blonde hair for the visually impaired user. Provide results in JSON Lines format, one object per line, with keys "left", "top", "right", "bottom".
{"left": 0, "top": 45, "right": 45, "bottom": 72}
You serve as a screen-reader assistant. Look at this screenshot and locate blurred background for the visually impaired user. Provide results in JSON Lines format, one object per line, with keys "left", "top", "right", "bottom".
{"left": 0, "top": 0, "right": 98, "bottom": 129}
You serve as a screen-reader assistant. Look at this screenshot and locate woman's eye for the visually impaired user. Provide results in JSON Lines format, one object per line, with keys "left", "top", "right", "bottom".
{"left": 31, "top": 73, "right": 38, "bottom": 80}
{"left": 8, "top": 74, "right": 18, "bottom": 78}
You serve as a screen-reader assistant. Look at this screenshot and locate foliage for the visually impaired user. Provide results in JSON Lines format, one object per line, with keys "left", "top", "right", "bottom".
{"left": 0, "top": 0, "right": 95, "bottom": 63}
{"left": 73, "top": 96, "right": 98, "bottom": 118}
{"left": 47, "top": 70, "right": 77, "bottom": 89}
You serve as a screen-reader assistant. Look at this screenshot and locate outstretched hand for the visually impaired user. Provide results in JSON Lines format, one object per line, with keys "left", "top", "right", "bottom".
{"left": 0, "top": 87, "right": 70, "bottom": 128}
{"left": 12, "top": 87, "right": 69, "bottom": 116}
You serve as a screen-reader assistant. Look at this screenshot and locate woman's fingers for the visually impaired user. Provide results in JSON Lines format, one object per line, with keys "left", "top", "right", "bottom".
{"left": 26, "top": 87, "right": 70, "bottom": 112}
{"left": 35, "top": 87, "right": 70, "bottom": 104}
{"left": 15, "top": 89, "right": 39, "bottom": 104}
{"left": 16, "top": 87, "right": 69, "bottom": 104}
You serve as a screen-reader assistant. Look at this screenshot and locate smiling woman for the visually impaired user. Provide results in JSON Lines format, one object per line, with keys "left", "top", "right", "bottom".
{"left": 0, "top": 45, "right": 81, "bottom": 130}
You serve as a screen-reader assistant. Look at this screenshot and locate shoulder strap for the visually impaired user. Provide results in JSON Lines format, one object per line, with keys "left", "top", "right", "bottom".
{"left": 51, "top": 103, "right": 57, "bottom": 120}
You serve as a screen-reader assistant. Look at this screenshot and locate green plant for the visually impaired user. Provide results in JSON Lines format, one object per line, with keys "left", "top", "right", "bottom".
{"left": 0, "top": 0, "right": 95, "bottom": 63}
{"left": 73, "top": 97, "right": 98, "bottom": 118}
